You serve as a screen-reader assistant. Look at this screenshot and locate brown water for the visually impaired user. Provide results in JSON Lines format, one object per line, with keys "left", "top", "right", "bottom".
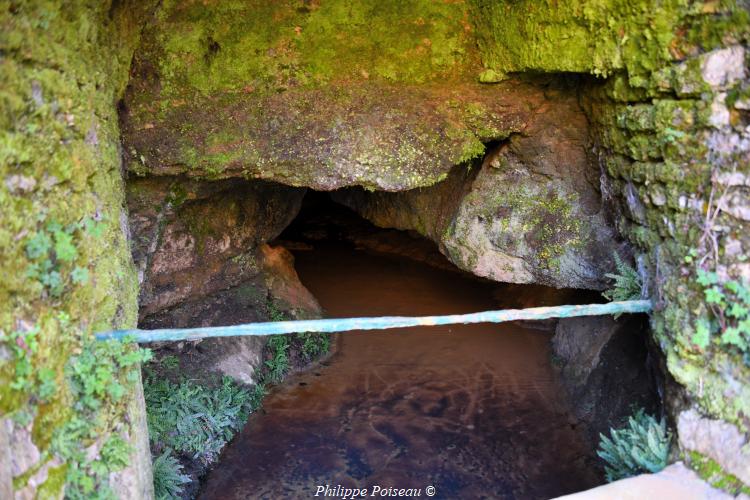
{"left": 200, "top": 244, "right": 600, "bottom": 500}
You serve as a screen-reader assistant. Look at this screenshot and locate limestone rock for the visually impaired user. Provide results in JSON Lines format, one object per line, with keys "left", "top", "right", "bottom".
{"left": 0, "top": 419, "right": 12, "bottom": 500}
{"left": 678, "top": 409, "right": 750, "bottom": 486}
{"left": 119, "top": 1, "right": 561, "bottom": 191}
{"left": 127, "top": 177, "right": 305, "bottom": 318}
{"left": 553, "top": 462, "right": 734, "bottom": 500}
{"left": 701, "top": 46, "right": 747, "bottom": 90}
{"left": 261, "top": 245, "right": 323, "bottom": 320}
{"left": 334, "top": 87, "right": 623, "bottom": 289}
{"left": 551, "top": 315, "right": 658, "bottom": 444}
{"left": 5, "top": 420, "right": 40, "bottom": 479}
{"left": 140, "top": 245, "right": 322, "bottom": 386}
{"left": 110, "top": 370, "right": 154, "bottom": 500}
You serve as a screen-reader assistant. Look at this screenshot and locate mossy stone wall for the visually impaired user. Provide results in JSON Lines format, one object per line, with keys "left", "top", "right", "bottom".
{"left": 1, "top": 1, "right": 157, "bottom": 497}
{"left": 471, "top": 0, "right": 750, "bottom": 487}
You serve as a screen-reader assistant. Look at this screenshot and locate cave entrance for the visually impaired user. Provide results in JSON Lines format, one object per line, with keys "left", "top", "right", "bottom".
{"left": 193, "top": 191, "right": 643, "bottom": 499}
{"left": 131, "top": 182, "right": 659, "bottom": 499}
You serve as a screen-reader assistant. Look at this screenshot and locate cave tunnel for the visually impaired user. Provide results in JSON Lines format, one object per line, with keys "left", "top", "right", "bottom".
{"left": 130, "top": 179, "right": 660, "bottom": 499}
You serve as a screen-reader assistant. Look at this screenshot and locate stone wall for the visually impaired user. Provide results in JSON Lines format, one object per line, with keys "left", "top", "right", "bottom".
{"left": 470, "top": 0, "right": 750, "bottom": 489}
{"left": 0, "top": 2, "right": 158, "bottom": 498}
{"left": 583, "top": 45, "right": 750, "bottom": 490}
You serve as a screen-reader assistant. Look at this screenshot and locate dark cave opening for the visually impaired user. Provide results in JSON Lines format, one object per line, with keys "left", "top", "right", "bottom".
{"left": 130, "top": 182, "right": 661, "bottom": 499}
{"left": 201, "top": 190, "right": 660, "bottom": 499}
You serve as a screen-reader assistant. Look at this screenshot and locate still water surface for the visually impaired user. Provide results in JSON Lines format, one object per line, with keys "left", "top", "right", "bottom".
{"left": 200, "top": 243, "right": 599, "bottom": 499}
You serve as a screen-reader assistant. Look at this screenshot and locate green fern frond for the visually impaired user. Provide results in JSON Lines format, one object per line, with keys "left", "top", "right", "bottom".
{"left": 597, "top": 409, "right": 671, "bottom": 482}
{"left": 602, "top": 253, "right": 643, "bottom": 306}
{"left": 144, "top": 375, "right": 257, "bottom": 462}
{"left": 153, "top": 450, "right": 190, "bottom": 500}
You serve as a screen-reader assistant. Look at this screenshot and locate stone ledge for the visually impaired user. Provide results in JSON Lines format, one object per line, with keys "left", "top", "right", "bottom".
{"left": 554, "top": 463, "right": 739, "bottom": 500}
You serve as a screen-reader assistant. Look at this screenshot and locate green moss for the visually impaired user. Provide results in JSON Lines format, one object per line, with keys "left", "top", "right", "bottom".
{"left": 36, "top": 464, "right": 68, "bottom": 500}
{"left": 146, "top": 0, "right": 479, "bottom": 99}
{"left": 688, "top": 451, "right": 750, "bottom": 496}
{"left": 0, "top": 0, "right": 156, "bottom": 496}
{"left": 470, "top": 0, "right": 749, "bottom": 89}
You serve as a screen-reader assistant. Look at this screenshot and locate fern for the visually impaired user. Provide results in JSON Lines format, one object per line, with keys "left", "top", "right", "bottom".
{"left": 602, "top": 253, "right": 642, "bottom": 302}
{"left": 298, "top": 332, "right": 330, "bottom": 360}
{"left": 265, "top": 335, "right": 290, "bottom": 383}
{"left": 145, "top": 376, "right": 255, "bottom": 462}
{"left": 597, "top": 409, "right": 671, "bottom": 482}
{"left": 152, "top": 450, "right": 190, "bottom": 500}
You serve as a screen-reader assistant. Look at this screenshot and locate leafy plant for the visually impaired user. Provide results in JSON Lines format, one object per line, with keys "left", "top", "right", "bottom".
{"left": 144, "top": 375, "right": 256, "bottom": 462}
{"left": 264, "top": 335, "right": 290, "bottom": 383}
{"left": 602, "top": 252, "right": 642, "bottom": 302}
{"left": 298, "top": 332, "right": 330, "bottom": 361}
{"left": 68, "top": 337, "right": 152, "bottom": 413}
{"left": 160, "top": 355, "right": 180, "bottom": 371}
{"left": 24, "top": 216, "right": 104, "bottom": 297}
{"left": 597, "top": 409, "right": 671, "bottom": 482}
{"left": 267, "top": 302, "right": 288, "bottom": 322}
{"left": 1, "top": 326, "right": 43, "bottom": 394}
{"left": 51, "top": 337, "right": 152, "bottom": 499}
{"left": 691, "top": 269, "right": 750, "bottom": 354}
{"left": 152, "top": 450, "right": 190, "bottom": 500}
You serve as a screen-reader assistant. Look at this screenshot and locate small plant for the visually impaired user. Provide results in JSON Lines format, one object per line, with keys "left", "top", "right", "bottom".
{"left": 1, "top": 326, "right": 43, "bottom": 394}
{"left": 51, "top": 337, "right": 152, "bottom": 499}
{"left": 267, "top": 302, "right": 287, "bottom": 322}
{"left": 602, "top": 253, "right": 642, "bottom": 302}
{"left": 691, "top": 269, "right": 750, "bottom": 354}
{"left": 152, "top": 450, "right": 190, "bottom": 500}
{"left": 299, "top": 332, "right": 330, "bottom": 361}
{"left": 144, "top": 375, "right": 255, "bottom": 462}
{"left": 265, "top": 335, "right": 290, "bottom": 383}
{"left": 24, "top": 216, "right": 104, "bottom": 297}
{"left": 160, "top": 355, "right": 180, "bottom": 371}
{"left": 597, "top": 409, "right": 671, "bottom": 482}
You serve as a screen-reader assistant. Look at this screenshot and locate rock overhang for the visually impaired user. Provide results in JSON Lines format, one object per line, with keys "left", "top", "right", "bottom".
{"left": 120, "top": 0, "right": 574, "bottom": 191}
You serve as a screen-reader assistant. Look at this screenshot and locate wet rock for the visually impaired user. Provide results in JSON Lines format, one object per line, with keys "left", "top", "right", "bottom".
{"left": 127, "top": 177, "right": 305, "bottom": 318}
{"left": 261, "top": 245, "right": 322, "bottom": 320}
{"left": 140, "top": 246, "right": 322, "bottom": 385}
{"left": 554, "top": 462, "right": 734, "bottom": 500}
{"left": 551, "top": 315, "right": 659, "bottom": 444}
{"left": 334, "top": 88, "right": 622, "bottom": 289}
{"left": 122, "top": 82, "right": 539, "bottom": 191}
{"left": 5, "top": 419, "right": 40, "bottom": 478}
{"left": 128, "top": 176, "right": 320, "bottom": 385}
{"left": 678, "top": 409, "right": 750, "bottom": 485}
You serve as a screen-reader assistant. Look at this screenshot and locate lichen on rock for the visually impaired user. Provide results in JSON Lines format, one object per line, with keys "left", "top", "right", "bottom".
{"left": 335, "top": 82, "right": 622, "bottom": 289}
{"left": 119, "top": 0, "right": 552, "bottom": 190}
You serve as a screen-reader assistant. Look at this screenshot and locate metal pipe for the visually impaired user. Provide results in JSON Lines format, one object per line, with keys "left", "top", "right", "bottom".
{"left": 95, "top": 300, "right": 652, "bottom": 343}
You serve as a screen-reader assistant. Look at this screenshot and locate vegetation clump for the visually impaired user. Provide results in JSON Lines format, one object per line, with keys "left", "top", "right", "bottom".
{"left": 597, "top": 409, "right": 671, "bottom": 482}
{"left": 152, "top": 450, "right": 191, "bottom": 500}
{"left": 263, "top": 304, "right": 330, "bottom": 383}
{"left": 144, "top": 368, "right": 264, "bottom": 499}
{"left": 52, "top": 336, "right": 152, "bottom": 499}
{"left": 691, "top": 268, "right": 750, "bottom": 357}
{"left": 602, "top": 253, "right": 642, "bottom": 302}
{"left": 145, "top": 375, "right": 260, "bottom": 463}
